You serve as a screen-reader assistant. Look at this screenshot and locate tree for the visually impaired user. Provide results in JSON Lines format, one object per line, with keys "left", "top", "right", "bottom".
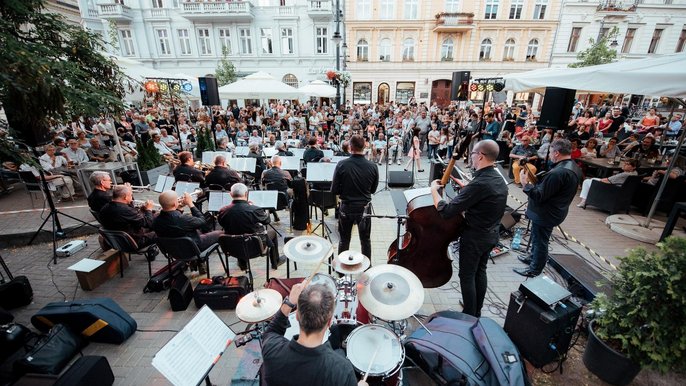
{"left": 0, "top": 0, "right": 126, "bottom": 148}
{"left": 569, "top": 26, "right": 619, "bottom": 68}
{"left": 215, "top": 46, "right": 237, "bottom": 86}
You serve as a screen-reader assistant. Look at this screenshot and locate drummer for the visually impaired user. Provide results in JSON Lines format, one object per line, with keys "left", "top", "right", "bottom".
{"left": 261, "top": 283, "right": 363, "bottom": 386}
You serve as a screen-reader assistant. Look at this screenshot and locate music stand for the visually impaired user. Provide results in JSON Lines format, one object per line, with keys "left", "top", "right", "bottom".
{"left": 230, "top": 158, "right": 257, "bottom": 173}
{"left": 305, "top": 163, "right": 336, "bottom": 240}
{"left": 280, "top": 156, "right": 301, "bottom": 171}
{"left": 290, "top": 148, "right": 305, "bottom": 159}
{"left": 208, "top": 191, "right": 232, "bottom": 212}
{"left": 248, "top": 190, "right": 281, "bottom": 236}
{"left": 233, "top": 146, "right": 250, "bottom": 157}
{"left": 154, "top": 175, "right": 175, "bottom": 193}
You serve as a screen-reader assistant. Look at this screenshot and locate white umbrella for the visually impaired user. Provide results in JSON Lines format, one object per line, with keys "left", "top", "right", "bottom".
{"left": 217, "top": 71, "right": 303, "bottom": 100}
{"left": 298, "top": 80, "right": 337, "bottom": 98}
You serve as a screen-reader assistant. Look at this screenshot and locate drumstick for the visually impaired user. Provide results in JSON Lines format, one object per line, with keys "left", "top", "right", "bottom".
{"left": 362, "top": 346, "right": 381, "bottom": 382}
{"left": 302, "top": 244, "right": 334, "bottom": 287}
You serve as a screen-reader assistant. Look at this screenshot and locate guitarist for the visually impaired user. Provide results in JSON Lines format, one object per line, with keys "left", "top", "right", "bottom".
{"left": 430, "top": 140, "right": 507, "bottom": 317}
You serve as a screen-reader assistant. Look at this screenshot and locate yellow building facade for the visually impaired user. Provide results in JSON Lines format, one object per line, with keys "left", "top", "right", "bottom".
{"left": 343, "top": 0, "right": 561, "bottom": 106}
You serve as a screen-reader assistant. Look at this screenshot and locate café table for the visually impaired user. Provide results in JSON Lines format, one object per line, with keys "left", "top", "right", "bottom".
{"left": 579, "top": 157, "right": 667, "bottom": 178}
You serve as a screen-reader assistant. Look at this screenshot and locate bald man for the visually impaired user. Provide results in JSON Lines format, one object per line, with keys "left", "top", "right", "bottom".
{"left": 430, "top": 139, "right": 507, "bottom": 317}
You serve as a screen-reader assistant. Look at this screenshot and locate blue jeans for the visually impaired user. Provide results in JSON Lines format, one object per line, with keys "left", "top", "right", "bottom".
{"left": 529, "top": 222, "right": 553, "bottom": 273}
{"left": 428, "top": 144, "right": 438, "bottom": 159}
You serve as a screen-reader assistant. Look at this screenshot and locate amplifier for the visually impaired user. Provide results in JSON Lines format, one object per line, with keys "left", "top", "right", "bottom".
{"left": 388, "top": 171, "right": 413, "bottom": 188}
{"left": 56, "top": 240, "right": 87, "bottom": 257}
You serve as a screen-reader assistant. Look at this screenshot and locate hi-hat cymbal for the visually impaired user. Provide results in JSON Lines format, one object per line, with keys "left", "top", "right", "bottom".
{"left": 235, "top": 289, "right": 283, "bottom": 323}
{"left": 332, "top": 255, "right": 370, "bottom": 275}
{"left": 337, "top": 250, "right": 366, "bottom": 265}
{"left": 283, "top": 235, "right": 333, "bottom": 263}
{"left": 357, "top": 264, "right": 424, "bottom": 321}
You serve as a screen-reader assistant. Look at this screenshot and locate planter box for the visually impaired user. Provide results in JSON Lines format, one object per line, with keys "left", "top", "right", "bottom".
{"left": 140, "top": 164, "right": 170, "bottom": 186}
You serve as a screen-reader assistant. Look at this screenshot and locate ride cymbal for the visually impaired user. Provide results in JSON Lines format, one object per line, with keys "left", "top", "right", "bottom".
{"left": 283, "top": 235, "right": 333, "bottom": 263}
{"left": 235, "top": 289, "right": 283, "bottom": 323}
{"left": 357, "top": 264, "right": 424, "bottom": 321}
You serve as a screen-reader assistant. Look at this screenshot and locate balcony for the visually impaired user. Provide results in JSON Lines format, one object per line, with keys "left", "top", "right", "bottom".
{"left": 307, "top": 0, "right": 333, "bottom": 20}
{"left": 597, "top": 0, "right": 638, "bottom": 14}
{"left": 274, "top": 5, "right": 298, "bottom": 19}
{"left": 143, "top": 8, "right": 171, "bottom": 20}
{"left": 179, "top": 1, "right": 254, "bottom": 22}
{"left": 433, "top": 12, "right": 475, "bottom": 33}
{"left": 98, "top": 3, "right": 133, "bottom": 22}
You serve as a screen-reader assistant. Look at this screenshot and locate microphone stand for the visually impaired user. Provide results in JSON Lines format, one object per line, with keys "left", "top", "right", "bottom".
{"left": 374, "top": 138, "right": 392, "bottom": 194}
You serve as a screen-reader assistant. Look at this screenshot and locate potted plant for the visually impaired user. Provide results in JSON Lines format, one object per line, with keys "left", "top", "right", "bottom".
{"left": 583, "top": 237, "right": 686, "bottom": 385}
{"left": 135, "top": 138, "right": 168, "bottom": 185}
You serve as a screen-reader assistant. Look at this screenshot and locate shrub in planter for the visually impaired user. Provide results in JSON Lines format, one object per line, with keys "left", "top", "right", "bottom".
{"left": 585, "top": 237, "right": 686, "bottom": 382}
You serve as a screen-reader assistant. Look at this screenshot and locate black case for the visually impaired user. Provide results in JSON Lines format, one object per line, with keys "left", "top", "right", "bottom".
{"left": 0, "top": 277, "right": 33, "bottom": 310}
{"left": 193, "top": 276, "right": 249, "bottom": 310}
{"left": 168, "top": 275, "right": 193, "bottom": 312}
{"left": 14, "top": 324, "right": 83, "bottom": 376}
{"left": 54, "top": 356, "right": 114, "bottom": 386}
{"left": 143, "top": 261, "right": 186, "bottom": 293}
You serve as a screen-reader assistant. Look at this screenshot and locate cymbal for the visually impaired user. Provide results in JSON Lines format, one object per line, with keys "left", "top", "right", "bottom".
{"left": 337, "top": 250, "right": 366, "bottom": 265}
{"left": 235, "top": 289, "right": 283, "bottom": 323}
{"left": 357, "top": 264, "right": 424, "bottom": 321}
{"left": 332, "top": 255, "right": 370, "bottom": 275}
{"left": 283, "top": 235, "right": 333, "bottom": 263}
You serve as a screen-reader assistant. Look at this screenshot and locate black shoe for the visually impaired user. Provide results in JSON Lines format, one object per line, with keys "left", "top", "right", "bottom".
{"left": 517, "top": 255, "right": 532, "bottom": 265}
{"left": 513, "top": 267, "right": 540, "bottom": 278}
{"left": 271, "top": 255, "right": 287, "bottom": 270}
{"left": 273, "top": 214, "right": 281, "bottom": 223}
{"left": 237, "top": 261, "right": 247, "bottom": 271}
{"left": 145, "top": 246, "right": 159, "bottom": 262}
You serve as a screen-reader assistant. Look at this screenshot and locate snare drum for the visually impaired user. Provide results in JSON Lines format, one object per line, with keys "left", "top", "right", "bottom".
{"left": 345, "top": 324, "right": 405, "bottom": 382}
{"left": 309, "top": 273, "right": 337, "bottom": 296}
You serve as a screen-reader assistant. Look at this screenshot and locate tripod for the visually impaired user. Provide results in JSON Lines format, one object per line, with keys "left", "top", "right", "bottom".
{"left": 310, "top": 188, "right": 334, "bottom": 241}
{"left": 26, "top": 148, "right": 96, "bottom": 265}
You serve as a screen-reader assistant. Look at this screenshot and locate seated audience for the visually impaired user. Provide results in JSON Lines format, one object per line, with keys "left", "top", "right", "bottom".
{"left": 509, "top": 136, "right": 538, "bottom": 185}
{"left": 599, "top": 137, "right": 621, "bottom": 159}
{"left": 86, "top": 138, "right": 111, "bottom": 162}
{"left": 577, "top": 160, "right": 638, "bottom": 207}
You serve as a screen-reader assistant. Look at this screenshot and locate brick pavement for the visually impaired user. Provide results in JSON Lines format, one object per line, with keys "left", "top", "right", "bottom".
{"left": 0, "top": 161, "right": 683, "bottom": 385}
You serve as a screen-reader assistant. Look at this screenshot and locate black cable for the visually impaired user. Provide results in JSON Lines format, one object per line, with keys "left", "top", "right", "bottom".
{"left": 136, "top": 328, "right": 180, "bottom": 333}
{"left": 46, "top": 256, "right": 67, "bottom": 302}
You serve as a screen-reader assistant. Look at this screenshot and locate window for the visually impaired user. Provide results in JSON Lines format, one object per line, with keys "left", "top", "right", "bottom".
{"left": 380, "top": 0, "right": 394, "bottom": 19}
{"left": 648, "top": 28, "right": 663, "bottom": 54}
{"left": 282, "top": 74, "right": 298, "bottom": 88}
{"left": 622, "top": 28, "right": 636, "bottom": 54}
{"left": 197, "top": 28, "right": 212, "bottom": 55}
{"left": 396, "top": 82, "right": 415, "bottom": 104}
{"left": 151, "top": 0, "right": 163, "bottom": 8}
{"left": 356, "top": 0, "right": 371, "bottom": 19}
{"left": 402, "top": 38, "right": 415, "bottom": 61}
{"left": 239, "top": 28, "right": 253, "bottom": 54}
{"left": 357, "top": 39, "right": 369, "bottom": 61}
{"left": 503, "top": 38, "right": 515, "bottom": 60}
{"left": 379, "top": 38, "right": 391, "bottom": 61}
{"left": 261, "top": 28, "right": 273, "bottom": 54}
{"left": 534, "top": 0, "right": 547, "bottom": 20}
{"left": 178, "top": 29, "right": 191, "bottom": 55}
{"left": 598, "top": 27, "right": 609, "bottom": 40}
{"left": 218, "top": 28, "right": 232, "bottom": 54}
{"left": 353, "top": 82, "right": 372, "bottom": 104}
{"left": 281, "top": 28, "right": 294, "bottom": 54}
{"left": 441, "top": 38, "right": 454, "bottom": 61}
{"left": 567, "top": 27, "right": 581, "bottom": 52}
{"left": 119, "top": 29, "right": 135, "bottom": 56}
{"left": 479, "top": 38, "right": 492, "bottom": 61}
{"left": 315, "top": 27, "right": 328, "bottom": 54}
{"left": 404, "top": 0, "right": 418, "bottom": 19}
{"left": 509, "top": 0, "right": 523, "bottom": 19}
{"left": 446, "top": 0, "right": 460, "bottom": 13}
{"left": 156, "top": 29, "right": 171, "bottom": 56}
{"left": 526, "top": 39, "right": 539, "bottom": 61}
{"left": 677, "top": 28, "right": 686, "bottom": 53}
{"left": 485, "top": 0, "right": 498, "bottom": 19}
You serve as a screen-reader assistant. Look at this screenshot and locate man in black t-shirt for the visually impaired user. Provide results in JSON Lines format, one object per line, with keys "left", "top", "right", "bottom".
{"left": 87, "top": 171, "right": 112, "bottom": 213}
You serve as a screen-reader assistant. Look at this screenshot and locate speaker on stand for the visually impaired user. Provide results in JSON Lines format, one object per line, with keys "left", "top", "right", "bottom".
{"left": 538, "top": 87, "right": 576, "bottom": 132}
{"left": 198, "top": 76, "right": 221, "bottom": 106}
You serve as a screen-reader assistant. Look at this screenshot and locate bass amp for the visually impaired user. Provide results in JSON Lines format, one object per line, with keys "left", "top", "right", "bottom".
{"left": 388, "top": 171, "right": 413, "bottom": 188}
{"left": 504, "top": 290, "right": 581, "bottom": 368}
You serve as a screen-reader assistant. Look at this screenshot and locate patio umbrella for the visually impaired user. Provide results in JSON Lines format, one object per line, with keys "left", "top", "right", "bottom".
{"left": 217, "top": 71, "right": 303, "bottom": 100}
{"left": 298, "top": 80, "right": 337, "bottom": 98}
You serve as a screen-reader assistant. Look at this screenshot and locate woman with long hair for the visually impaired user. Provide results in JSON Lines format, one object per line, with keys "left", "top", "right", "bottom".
{"left": 404, "top": 129, "right": 424, "bottom": 172}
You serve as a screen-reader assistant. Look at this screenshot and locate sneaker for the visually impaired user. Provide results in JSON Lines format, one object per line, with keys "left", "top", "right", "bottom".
{"left": 397, "top": 160, "right": 401, "bottom": 165}
{"left": 577, "top": 200, "right": 586, "bottom": 208}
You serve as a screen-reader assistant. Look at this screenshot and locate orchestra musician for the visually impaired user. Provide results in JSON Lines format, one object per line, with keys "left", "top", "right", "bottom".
{"left": 303, "top": 137, "right": 325, "bottom": 163}
{"left": 173, "top": 151, "right": 205, "bottom": 184}
{"left": 99, "top": 185, "right": 157, "bottom": 251}
{"left": 262, "top": 155, "right": 292, "bottom": 222}
{"left": 87, "top": 171, "right": 112, "bottom": 213}
{"left": 275, "top": 140, "right": 294, "bottom": 156}
{"left": 247, "top": 143, "right": 266, "bottom": 185}
{"left": 202, "top": 155, "right": 241, "bottom": 191}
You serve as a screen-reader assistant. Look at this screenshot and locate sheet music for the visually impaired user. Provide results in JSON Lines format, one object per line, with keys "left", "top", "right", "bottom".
{"left": 280, "top": 156, "right": 301, "bottom": 171}
{"left": 290, "top": 148, "right": 305, "bottom": 159}
{"left": 154, "top": 175, "right": 175, "bottom": 193}
{"left": 285, "top": 139, "right": 300, "bottom": 148}
{"left": 329, "top": 156, "right": 349, "bottom": 163}
{"left": 306, "top": 162, "right": 337, "bottom": 182}
{"left": 152, "top": 306, "right": 235, "bottom": 386}
{"left": 247, "top": 190, "right": 278, "bottom": 210}
{"left": 322, "top": 150, "right": 334, "bottom": 158}
{"left": 230, "top": 157, "right": 257, "bottom": 172}
{"left": 202, "top": 151, "right": 232, "bottom": 164}
{"left": 175, "top": 181, "right": 200, "bottom": 195}
{"left": 404, "top": 187, "right": 431, "bottom": 203}
{"left": 263, "top": 147, "right": 278, "bottom": 157}
{"left": 234, "top": 146, "right": 250, "bottom": 156}
{"left": 208, "top": 192, "right": 232, "bottom": 212}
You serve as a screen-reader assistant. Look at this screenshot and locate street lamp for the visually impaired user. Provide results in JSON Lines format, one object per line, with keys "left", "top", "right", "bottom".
{"left": 333, "top": 0, "right": 342, "bottom": 108}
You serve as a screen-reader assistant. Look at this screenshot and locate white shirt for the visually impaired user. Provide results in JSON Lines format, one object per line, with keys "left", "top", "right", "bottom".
{"left": 61, "top": 147, "right": 89, "bottom": 164}
{"left": 153, "top": 141, "right": 174, "bottom": 156}
{"left": 39, "top": 153, "right": 69, "bottom": 171}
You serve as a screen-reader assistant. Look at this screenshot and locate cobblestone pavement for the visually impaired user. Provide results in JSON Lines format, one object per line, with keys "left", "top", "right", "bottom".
{"left": 0, "top": 161, "right": 681, "bottom": 385}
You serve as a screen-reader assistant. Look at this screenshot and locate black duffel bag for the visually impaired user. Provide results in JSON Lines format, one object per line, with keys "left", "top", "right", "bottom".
{"left": 14, "top": 324, "right": 84, "bottom": 375}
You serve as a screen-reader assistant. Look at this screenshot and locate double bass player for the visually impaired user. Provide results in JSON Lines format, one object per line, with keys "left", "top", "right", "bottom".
{"left": 430, "top": 139, "right": 507, "bottom": 317}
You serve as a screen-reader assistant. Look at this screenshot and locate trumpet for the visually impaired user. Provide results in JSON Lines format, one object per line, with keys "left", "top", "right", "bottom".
{"left": 132, "top": 199, "right": 161, "bottom": 210}
{"left": 130, "top": 184, "right": 152, "bottom": 192}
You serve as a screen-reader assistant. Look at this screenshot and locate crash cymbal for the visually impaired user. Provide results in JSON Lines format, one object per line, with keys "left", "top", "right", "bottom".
{"left": 332, "top": 255, "right": 370, "bottom": 275}
{"left": 236, "top": 289, "right": 283, "bottom": 323}
{"left": 283, "top": 235, "right": 333, "bottom": 263}
{"left": 337, "top": 250, "right": 367, "bottom": 266}
{"left": 357, "top": 264, "right": 424, "bottom": 321}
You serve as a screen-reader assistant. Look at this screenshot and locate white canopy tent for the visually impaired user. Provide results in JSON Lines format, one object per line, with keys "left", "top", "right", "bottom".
{"left": 217, "top": 71, "right": 303, "bottom": 100}
{"left": 298, "top": 80, "right": 337, "bottom": 98}
{"left": 503, "top": 53, "right": 686, "bottom": 98}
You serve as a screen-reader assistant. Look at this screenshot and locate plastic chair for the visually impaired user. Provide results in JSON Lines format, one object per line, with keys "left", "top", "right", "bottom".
{"left": 156, "top": 236, "right": 223, "bottom": 279}
{"left": 98, "top": 228, "right": 156, "bottom": 278}
{"left": 218, "top": 233, "right": 272, "bottom": 291}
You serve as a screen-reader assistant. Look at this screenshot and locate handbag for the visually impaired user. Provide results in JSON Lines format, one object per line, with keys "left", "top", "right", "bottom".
{"left": 14, "top": 324, "right": 84, "bottom": 375}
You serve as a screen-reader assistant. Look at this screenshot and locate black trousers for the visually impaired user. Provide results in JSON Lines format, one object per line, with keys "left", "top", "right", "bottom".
{"left": 337, "top": 202, "right": 372, "bottom": 261}
{"left": 458, "top": 230, "right": 499, "bottom": 317}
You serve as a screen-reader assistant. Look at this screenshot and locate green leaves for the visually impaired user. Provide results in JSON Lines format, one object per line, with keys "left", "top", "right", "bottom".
{"left": 215, "top": 46, "right": 237, "bottom": 87}
{"left": 569, "top": 26, "right": 619, "bottom": 68}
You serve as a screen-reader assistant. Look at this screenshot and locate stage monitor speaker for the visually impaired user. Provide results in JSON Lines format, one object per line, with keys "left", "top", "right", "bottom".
{"left": 450, "top": 71, "right": 470, "bottom": 101}
{"left": 548, "top": 253, "right": 613, "bottom": 303}
{"left": 504, "top": 290, "right": 582, "bottom": 368}
{"left": 198, "top": 76, "right": 221, "bottom": 106}
{"left": 538, "top": 87, "right": 576, "bottom": 131}
{"left": 388, "top": 171, "right": 414, "bottom": 188}
{"left": 428, "top": 161, "right": 445, "bottom": 182}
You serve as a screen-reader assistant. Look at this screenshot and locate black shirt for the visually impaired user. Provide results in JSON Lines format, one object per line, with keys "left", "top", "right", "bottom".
{"left": 262, "top": 167, "right": 290, "bottom": 193}
{"left": 436, "top": 166, "right": 507, "bottom": 235}
{"left": 217, "top": 199, "right": 269, "bottom": 235}
{"left": 331, "top": 154, "right": 379, "bottom": 205}
{"left": 524, "top": 159, "right": 582, "bottom": 227}
{"left": 303, "top": 147, "right": 325, "bottom": 163}
{"left": 608, "top": 115, "right": 626, "bottom": 134}
{"left": 202, "top": 166, "right": 241, "bottom": 190}
{"left": 262, "top": 311, "right": 357, "bottom": 386}
{"left": 99, "top": 201, "right": 153, "bottom": 234}
{"left": 88, "top": 189, "right": 112, "bottom": 213}
{"left": 152, "top": 207, "right": 206, "bottom": 246}
{"left": 174, "top": 164, "right": 205, "bottom": 184}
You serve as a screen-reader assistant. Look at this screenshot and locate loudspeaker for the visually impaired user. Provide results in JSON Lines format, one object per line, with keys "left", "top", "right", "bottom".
{"left": 388, "top": 171, "right": 413, "bottom": 188}
{"left": 198, "top": 76, "right": 221, "bottom": 106}
{"left": 450, "top": 71, "right": 470, "bottom": 101}
{"left": 428, "top": 161, "right": 444, "bottom": 182}
{"left": 538, "top": 87, "right": 576, "bottom": 131}
{"left": 504, "top": 290, "right": 582, "bottom": 368}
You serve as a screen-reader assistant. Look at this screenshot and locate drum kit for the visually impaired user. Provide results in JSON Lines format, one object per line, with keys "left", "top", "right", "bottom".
{"left": 234, "top": 235, "right": 429, "bottom": 385}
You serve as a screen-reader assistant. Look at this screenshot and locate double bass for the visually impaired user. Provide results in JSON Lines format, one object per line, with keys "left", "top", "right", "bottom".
{"left": 387, "top": 150, "right": 464, "bottom": 288}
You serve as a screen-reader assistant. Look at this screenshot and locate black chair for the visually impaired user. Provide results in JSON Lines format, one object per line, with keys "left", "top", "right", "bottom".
{"left": 175, "top": 173, "right": 193, "bottom": 182}
{"left": 98, "top": 228, "right": 156, "bottom": 278}
{"left": 633, "top": 175, "right": 686, "bottom": 215}
{"left": 18, "top": 170, "right": 52, "bottom": 207}
{"left": 583, "top": 175, "right": 642, "bottom": 214}
{"left": 90, "top": 209, "right": 101, "bottom": 223}
{"left": 218, "top": 234, "right": 271, "bottom": 291}
{"left": 156, "top": 237, "right": 223, "bottom": 279}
